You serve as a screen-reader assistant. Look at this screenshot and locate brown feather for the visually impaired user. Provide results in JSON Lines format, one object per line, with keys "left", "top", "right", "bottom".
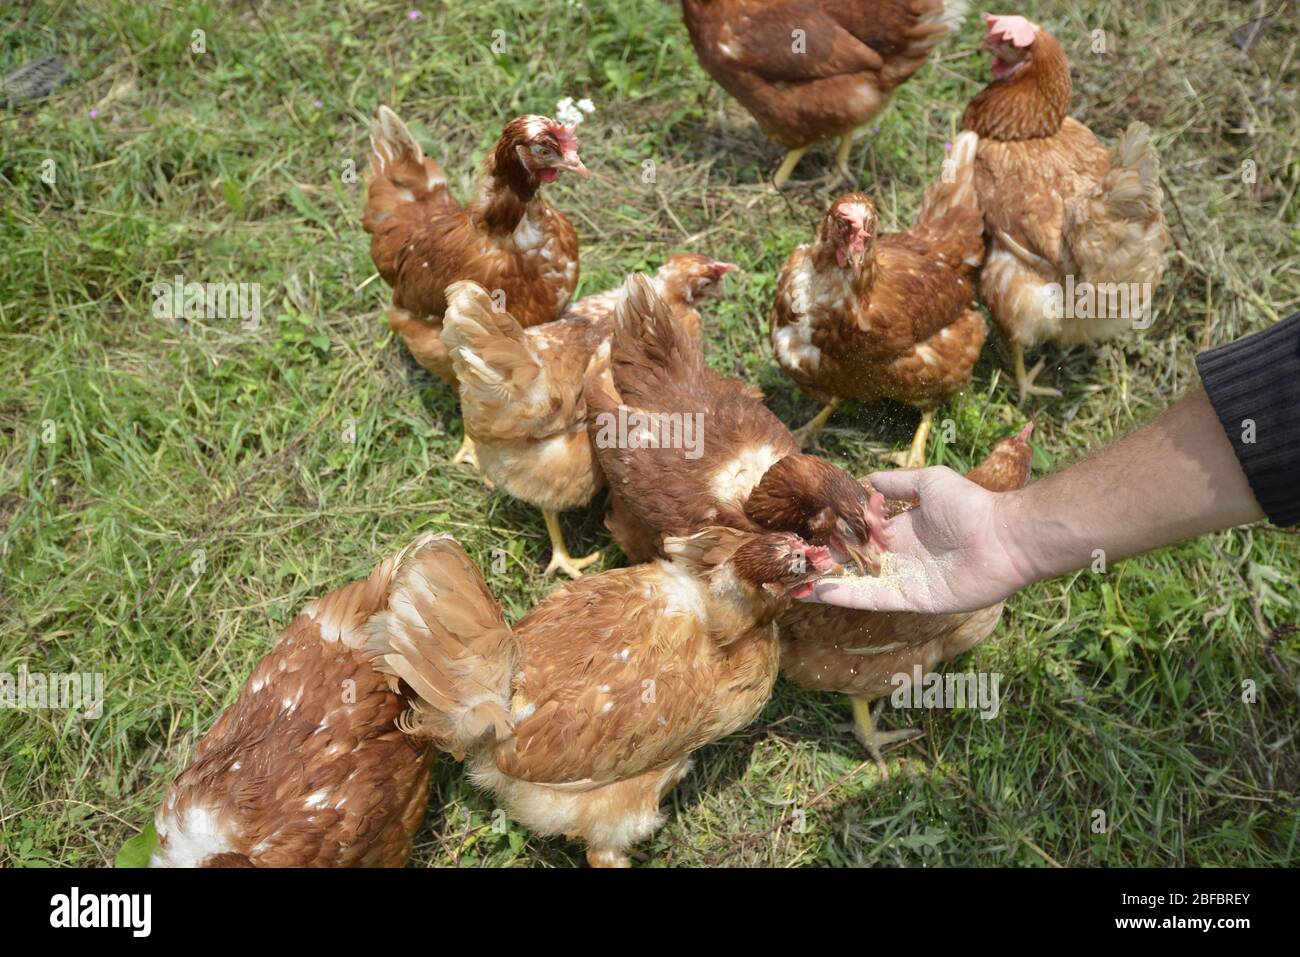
{"left": 152, "top": 539, "right": 439, "bottom": 868}
{"left": 779, "top": 429, "right": 1034, "bottom": 701}
{"left": 770, "top": 134, "right": 986, "bottom": 414}
{"left": 682, "top": 0, "right": 965, "bottom": 149}
{"left": 363, "top": 108, "right": 581, "bottom": 381}
{"left": 369, "top": 529, "right": 823, "bottom": 865}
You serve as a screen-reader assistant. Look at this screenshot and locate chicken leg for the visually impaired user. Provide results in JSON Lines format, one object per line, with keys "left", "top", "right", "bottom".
{"left": 833, "top": 132, "right": 856, "bottom": 183}
{"left": 1011, "top": 342, "right": 1062, "bottom": 401}
{"left": 542, "top": 509, "right": 602, "bottom": 579}
{"left": 452, "top": 433, "right": 495, "bottom": 489}
{"left": 888, "top": 410, "right": 934, "bottom": 470}
{"left": 850, "top": 696, "right": 922, "bottom": 779}
{"left": 792, "top": 397, "right": 842, "bottom": 451}
{"left": 452, "top": 433, "right": 478, "bottom": 468}
{"left": 772, "top": 146, "right": 808, "bottom": 189}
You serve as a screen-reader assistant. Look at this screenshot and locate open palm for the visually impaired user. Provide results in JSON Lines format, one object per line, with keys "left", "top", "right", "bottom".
{"left": 801, "top": 467, "right": 1033, "bottom": 614}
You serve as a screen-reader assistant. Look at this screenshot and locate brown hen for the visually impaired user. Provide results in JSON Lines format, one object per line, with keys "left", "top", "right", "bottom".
{"left": 368, "top": 529, "right": 835, "bottom": 867}
{"left": 771, "top": 130, "right": 986, "bottom": 464}
{"left": 778, "top": 425, "right": 1033, "bottom": 773}
{"left": 440, "top": 256, "right": 735, "bottom": 578}
{"left": 363, "top": 107, "right": 586, "bottom": 466}
{"left": 584, "top": 273, "right": 888, "bottom": 571}
{"left": 151, "top": 541, "right": 438, "bottom": 867}
{"left": 962, "top": 14, "right": 1168, "bottom": 400}
{"left": 682, "top": 0, "right": 970, "bottom": 185}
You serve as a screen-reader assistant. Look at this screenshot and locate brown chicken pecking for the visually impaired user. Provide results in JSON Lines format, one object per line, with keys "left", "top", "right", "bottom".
{"left": 961, "top": 14, "right": 1168, "bottom": 400}
{"left": 151, "top": 541, "right": 438, "bottom": 867}
{"left": 367, "top": 529, "right": 835, "bottom": 867}
{"left": 584, "top": 272, "right": 889, "bottom": 572}
{"left": 681, "top": 0, "right": 971, "bottom": 185}
{"left": 778, "top": 424, "right": 1033, "bottom": 773}
{"left": 771, "top": 130, "right": 986, "bottom": 465}
{"left": 440, "top": 256, "right": 735, "bottom": 578}
{"left": 364, "top": 106, "right": 586, "bottom": 466}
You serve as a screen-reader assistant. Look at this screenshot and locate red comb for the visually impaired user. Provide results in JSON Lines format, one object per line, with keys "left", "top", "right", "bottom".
{"left": 983, "top": 13, "right": 1036, "bottom": 47}
{"left": 546, "top": 119, "right": 580, "bottom": 157}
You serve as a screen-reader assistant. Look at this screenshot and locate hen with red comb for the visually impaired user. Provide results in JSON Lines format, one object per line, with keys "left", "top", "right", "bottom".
{"left": 363, "top": 107, "right": 585, "bottom": 388}
{"left": 962, "top": 16, "right": 1168, "bottom": 401}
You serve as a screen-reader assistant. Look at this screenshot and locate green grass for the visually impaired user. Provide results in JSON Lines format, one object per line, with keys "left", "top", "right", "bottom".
{"left": 1, "top": 0, "right": 1297, "bottom": 867}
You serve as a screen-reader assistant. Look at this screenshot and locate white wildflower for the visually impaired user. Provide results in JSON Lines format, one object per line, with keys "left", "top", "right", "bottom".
{"left": 555, "top": 96, "right": 595, "bottom": 128}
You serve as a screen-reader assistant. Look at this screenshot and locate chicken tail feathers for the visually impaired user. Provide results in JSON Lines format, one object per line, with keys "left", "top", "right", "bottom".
{"left": 301, "top": 535, "right": 435, "bottom": 647}
{"left": 442, "top": 281, "right": 551, "bottom": 440}
{"left": 363, "top": 106, "right": 452, "bottom": 242}
{"left": 879, "top": 0, "right": 971, "bottom": 86}
{"left": 366, "top": 534, "right": 516, "bottom": 760}
{"left": 610, "top": 273, "right": 704, "bottom": 404}
{"left": 909, "top": 129, "right": 984, "bottom": 273}
{"left": 1098, "top": 122, "right": 1164, "bottom": 222}
{"left": 1061, "top": 122, "right": 1168, "bottom": 293}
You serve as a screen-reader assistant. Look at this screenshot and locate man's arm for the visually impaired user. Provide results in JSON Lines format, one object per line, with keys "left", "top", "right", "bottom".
{"left": 806, "top": 387, "right": 1266, "bottom": 614}
{"left": 1008, "top": 386, "right": 1264, "bottom": 582}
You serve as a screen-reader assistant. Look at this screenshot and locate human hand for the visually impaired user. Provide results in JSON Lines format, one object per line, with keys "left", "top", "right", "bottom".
{"left": 801, "top": 466, "right": 1036, "bottom": 614}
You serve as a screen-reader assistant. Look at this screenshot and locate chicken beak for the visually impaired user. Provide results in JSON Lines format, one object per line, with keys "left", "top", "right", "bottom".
{"left": 847, "top": 229, "right": 872, "bottom": 267}
{"left": 560, "top": 156, "right": 589, "bottom": 177}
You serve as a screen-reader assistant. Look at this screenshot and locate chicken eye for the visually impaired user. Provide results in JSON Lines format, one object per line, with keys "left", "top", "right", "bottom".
{"left": 529, "top": 144, "right": 554, "bottom": 159}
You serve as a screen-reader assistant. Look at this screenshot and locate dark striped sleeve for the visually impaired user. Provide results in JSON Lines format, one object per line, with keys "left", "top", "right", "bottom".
{"left": 1196, "top": 312, "right": 1300, "bottom": 526}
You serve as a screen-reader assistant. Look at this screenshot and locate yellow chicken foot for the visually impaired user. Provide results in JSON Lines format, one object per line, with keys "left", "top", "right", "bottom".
{"left": 833, "top": 131, "right": 856, "bottom": 183}
{"left": 888, "top": 410, "right": 935, "bottom": 469}
{"left": 792, "top": 397, "right": 842, "bottom": 451}
{"left": 772, "top": 146, "right": 808, "bottom": 189}
{"left": 542, "top": 509, "right": 602, "bottom": 579}
{"left": 1011, "top": 342, "right": 1062, "bottom": 401}
{"left": 850, "top": 695, "right": 923, "bottom": 779}
{"left": 452, "top": 433, "right": 478, "bottom": 468}
{"left": 451, "top": 433, "right": 494, "bottom": 489}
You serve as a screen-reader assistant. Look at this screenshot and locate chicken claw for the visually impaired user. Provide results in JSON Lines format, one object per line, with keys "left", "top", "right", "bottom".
{"left": 772, "top": 146, "right": 809, "bottom": 189}
{"left": 1011, "top": 343, "right": 1063, "bottom": 401}
{"left": 792, "top": 398, "right": 842, "bottom": 451}
{"left": 887, "top": 409, "right": 935, "bottom": 469}
{"left": 849, "top": 696, "right": 922, "bottom": 779}
{"left": 452, "top": 433, "right": 479, "bottom": 468}
{"left": 542, "top": 510, "right": 602, "bottom": 579}
{"left": 832, "top": 132, "right": 856, "bottom": 184}
{"left": 452, "top": 433, "right": 495, "bottom": 489}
